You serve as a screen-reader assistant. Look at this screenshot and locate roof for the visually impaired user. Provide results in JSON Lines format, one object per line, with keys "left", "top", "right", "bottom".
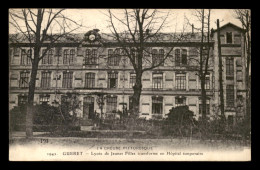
{"left": 9, "top": 32, "right": 213, "bottom": 44}
{"left": 211, "top": 22, "right": 246, "bottom": 33}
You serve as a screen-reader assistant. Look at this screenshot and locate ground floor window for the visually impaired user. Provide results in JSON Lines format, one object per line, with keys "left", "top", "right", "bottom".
{"left": 226, "top": 85, "right": 235, "bottom": 107}
{"left": 39, "top": 95, "right": 50, "bottom": 105}
{"left": 106, "top": 96, "right": 117, "bottom": 113}
{"left": 18, "top": 95, "right": 27, "bottom": 106}
{"left": 199, "top": 99, "right": 210, "bottom": 115}
{"left": 175, "top": 97, "right": 186, "bottom": 107}
{"left": 152, "top": 96, "right": 163, "bottom": 114}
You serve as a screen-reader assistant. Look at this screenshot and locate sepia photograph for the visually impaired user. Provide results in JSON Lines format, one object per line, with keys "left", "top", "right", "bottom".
{"left": 8, "top": 8, "right": 251, "bottom": 161}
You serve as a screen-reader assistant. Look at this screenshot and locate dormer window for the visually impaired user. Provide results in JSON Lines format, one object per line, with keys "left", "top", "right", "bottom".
{"left": 226, "top": 32, "right": 233, "bottom": 44}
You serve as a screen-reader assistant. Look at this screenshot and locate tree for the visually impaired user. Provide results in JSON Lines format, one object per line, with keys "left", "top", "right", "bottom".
{"left": 106, "top": 9, "right": 185, "bottom": 117}
{"left": 9, "top": 8, "right": 83, "bottom": 137}
{"left": 185, "top": 9, "right": 212, "bottom": 121}
{"left": 233, "top": 9, "right": 251, "bottom": 119}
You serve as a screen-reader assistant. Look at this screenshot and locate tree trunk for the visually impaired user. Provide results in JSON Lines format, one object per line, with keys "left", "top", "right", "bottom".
{"left": 217, "top": 19, "right": 225, "bottom": 122}
{"left": 26, "top": 56, "right": 39, "bottom": 138}
{"left": 132, "top": 71, "right": 142, "bottom": 118}
{"left": 200, "top": 76, "right": 207, "bottom": 120}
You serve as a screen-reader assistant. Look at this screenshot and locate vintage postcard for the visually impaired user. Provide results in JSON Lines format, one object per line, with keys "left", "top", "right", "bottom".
{"left": 9, "top": 8, "right": 251, "bottom": 161}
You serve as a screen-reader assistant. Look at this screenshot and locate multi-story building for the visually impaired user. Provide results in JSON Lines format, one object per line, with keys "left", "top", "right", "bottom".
{"left": 9, "top": 22, "right": 247, "bottom": 124}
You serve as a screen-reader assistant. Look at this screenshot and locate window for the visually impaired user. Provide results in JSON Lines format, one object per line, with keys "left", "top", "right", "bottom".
{"left": 63, "top": 49, "right": 75, "bottom": 65}
{"left": 175, "top": 49, "right": 188, "bottom": 66}
{"left": 175, "top": 49, "right": 181, "bottom": 66}
{"left": 159, "top": 49, "right": 164, "bottom": 66}
{"left": 176, "top": 73, "right": 186, "bottom": 90}
{"left": 205, "top": 74, "right": 210, "bottom": 90}
{"left": 226, "top": 85, "right": 234, "bottom": 107}
{"left": 20, "top": 72, "right": 30, "bottom": 88}
{"left": 108, "top": 49, "right": 120, "bottom": 66}
{"left": 62, "top": 72, "right": 73, "bottom": 88}
{"left": 42, "top": 49, "right": 53, "bottom": 65}
{"left": 129, "top": 96, "right": 133, "bottom": 111}
{"left": 131, "top": 49, "right": 138, "bottom": 65}
{"left": 108, "top": 72, "right": 118, "bottom": 88}
{"left": 41, "top": 72, "right": 51, "bottom": 88}
{"left": 152, "top": 49, "right": 158, "bottom": 65}
{"left": 199, "top": 99, "right": 210, "bottom": 115}
{"left": 85, "top": 49, "right": 97, "bottom": 65}
{"left": 63, "top": 49, "right": 69, "bottom": 64}
{"left": 181, "top": 49, "right": 187, "bottom": 65}
{"left": 175, "top": 97, "right": 186, "bottom": 107}
{"left": 39, "top": 95, "right": 50, "bottom": 104}
{"left": 85, "top": 73, "right": 95, "bottom": 88}
{"left": 226, "top": 32, "right": 232, "bottom": 44}
{"left": 106, "top": 96, "right": 117, "bottom": 113}
{"left": 21, "top": 49, "right": 31, "bottom": 65}
{"left": 69, "top": 49, "right": 75, "bottom": 64}
{"left": 226, "top": 58, "right": 234, "bottom": 79}
{"left": 56, "top": 47, "right": 62, "bottom": 64}
{"left": 152, "top": 96, "right": 163, "bottom": 114}
{"left": 130, "top": 73, "right": 136, "bottom": 88}
{"left": 18, "top": 95, "right": 27, "bottom": 106}
{"left": 152, "top": 73, "right": 163, "bottom": 89}
{"left": 152, "top": 49, "right": 164, "bottom": 66}
{"left": 199, "top": 74, "right": 210, "bottom": 90}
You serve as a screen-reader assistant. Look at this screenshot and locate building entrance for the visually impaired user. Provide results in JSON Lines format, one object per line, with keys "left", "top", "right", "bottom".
{"left": 83, "top": 96, "right": 95, "bottom": 119}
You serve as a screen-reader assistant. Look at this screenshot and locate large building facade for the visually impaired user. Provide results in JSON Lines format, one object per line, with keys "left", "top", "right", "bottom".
{"left": 9, "top": 23, "right": 247, "bottom": 124}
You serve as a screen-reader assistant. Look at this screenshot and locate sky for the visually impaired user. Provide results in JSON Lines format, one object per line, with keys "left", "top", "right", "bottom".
{"left": 9, "top": 9, "right": 244, "bottom": 34}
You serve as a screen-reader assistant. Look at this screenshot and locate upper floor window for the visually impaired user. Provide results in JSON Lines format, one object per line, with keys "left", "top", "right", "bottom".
{"left": 130, "top": 49, "right": 138, "bottom": 66}
{"left": 108, "top": 72, "right": 118, "bottom": 88}
{"left": 199, "top": 74, "right": 211, "bottom": 90}
{"left": 62, "top": 72, "right": 73, "bottom": 88}
{"left": 21, "top": 49, "right": 31, "bottom": 65}
{"left": 181, "top": 49, "right": 187, "bottom": 65}
{"left": 85, "top": 73, "right": 95, "bottom": 88}
{"left": 19, "top": 72, "right": 30, "bottom": 88}
{"left": 42, "top": 49, "right": 53, "bottom": 65}
{"left": 152, "top": 49, "right": 164, "bottom": 66}
{"left": 41, "top": 72, "right": 51, "bottom": 89}
{"left": 130, "top": 73, "right": 136, "bottom": 88}
{"left": 226, "top": 58, "right": 234, "bottom": 79}
{"left": 63, "top": 49, "right": 75, "bottom": 65}
{"left": 226, "top": 32, "right": 233, "bottom": 44}
{"left": 175, "top": 73, "right": 186, "bottom": 90}
{"left": 175, "top": 49, "right": 181, "bottom": 66}
{"left": 152, "top": 73, "right": 163, "bottom": 89}
{"left": 108, "top": 49, "right": 120, "bottom": 66}
{"left": 205, "top": 74, "right": 210, "bottom": 90}
{"left": 85, "top": 49, "right": 97, "bottom": 65}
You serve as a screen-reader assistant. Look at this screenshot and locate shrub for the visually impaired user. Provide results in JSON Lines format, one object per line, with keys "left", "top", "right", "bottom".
{"left": 165, "top": 106, "right": 196, "bottom": 137}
